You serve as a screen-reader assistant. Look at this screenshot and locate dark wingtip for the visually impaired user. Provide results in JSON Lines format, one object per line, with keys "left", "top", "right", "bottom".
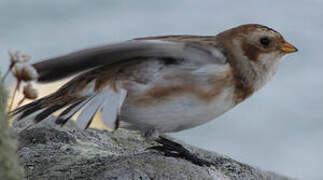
{"left": 34, "top": 104, "right": 67, "bottom": 123}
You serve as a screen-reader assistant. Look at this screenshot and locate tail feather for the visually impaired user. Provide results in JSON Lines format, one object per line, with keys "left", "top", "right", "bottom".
{"left": 34, "top": 103, "right": 68, "bottom": 123}
{"left": 76, "top": 90, "right": 108, "bottom": 129}
{"left": 10, "top": 98, "right": 43, "bottom": 118}
{"left": 11, "top": 78, "right": 127, "bottom": 131}
{"left": 100, "top": 89, "right": 127, "bottom": 130}
{"left": 55, "top": 98, "right": 89, "bottom": 126}
{"left": 10, "top": 87, "right": 80, "bottom": 125}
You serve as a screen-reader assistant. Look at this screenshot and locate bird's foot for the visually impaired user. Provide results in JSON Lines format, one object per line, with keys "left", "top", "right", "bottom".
{"left": 148, "top": 136, "right": 214, "bottom": 167}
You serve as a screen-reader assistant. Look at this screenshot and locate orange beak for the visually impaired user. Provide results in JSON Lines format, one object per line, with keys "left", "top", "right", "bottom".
{"left": 280, "top": 41, "right": 298, "bottom": 53}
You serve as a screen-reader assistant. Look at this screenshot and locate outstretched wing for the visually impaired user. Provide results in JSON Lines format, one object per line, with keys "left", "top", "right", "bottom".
{"left": 33, "top": 39, "right": 226, "bottom": 83}
{"left": 12, "top": 38, "right": 227, "bottom": 131}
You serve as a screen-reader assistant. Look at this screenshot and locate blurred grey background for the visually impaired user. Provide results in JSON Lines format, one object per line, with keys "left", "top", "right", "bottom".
{"left": 1, "top": 0, "right": 322, "bottom": 179}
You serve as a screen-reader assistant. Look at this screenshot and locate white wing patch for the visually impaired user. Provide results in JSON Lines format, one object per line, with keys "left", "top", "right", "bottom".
{"left": 75, "top": 85, "right": 127, "bottom": 130}
{"left": 101, "top": 89, "right": 127, "bottom": 130}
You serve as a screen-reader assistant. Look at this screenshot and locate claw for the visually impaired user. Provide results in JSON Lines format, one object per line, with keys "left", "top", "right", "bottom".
{"left": 148, "top": 136, "right": 215, "bottom": 167}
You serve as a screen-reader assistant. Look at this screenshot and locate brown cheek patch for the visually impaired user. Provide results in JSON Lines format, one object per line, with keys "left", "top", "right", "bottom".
{"left": 242, "top": 43, "right": 260, "bottom": 62}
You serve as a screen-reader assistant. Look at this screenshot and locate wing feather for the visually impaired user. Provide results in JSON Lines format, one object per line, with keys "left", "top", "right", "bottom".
{"left": 100, "top": 89, "right": 127, "bottom": 130}
{"left": 75, "top": 86, "right": 127, "bottom": 130}
{"left": 76, "top": 92, "right": 107, "bottom": 129}
{"left": 33, "top": 40, "right": 226, "bottom": 82}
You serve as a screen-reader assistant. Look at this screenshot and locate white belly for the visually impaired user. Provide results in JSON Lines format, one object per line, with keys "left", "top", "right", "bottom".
{"left": 120, "top": 87, "right": 235, "bottom": 133}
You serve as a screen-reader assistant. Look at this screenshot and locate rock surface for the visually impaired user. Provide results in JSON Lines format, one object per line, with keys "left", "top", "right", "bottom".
{"left": 14, "top": 117, "right": 294, "bottom": 180}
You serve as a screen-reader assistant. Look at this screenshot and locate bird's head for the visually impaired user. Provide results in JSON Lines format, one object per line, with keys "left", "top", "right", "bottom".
{"left": 215, "top": 24, "right": 298, "bottom": 90}
{"left": 216, "top": 24, "right": 297, "bottom": 62}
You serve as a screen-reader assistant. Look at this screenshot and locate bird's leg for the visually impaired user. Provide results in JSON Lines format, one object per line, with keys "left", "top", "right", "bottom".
{"left": 148, "top": 136, "right": 214, "bottom": 167}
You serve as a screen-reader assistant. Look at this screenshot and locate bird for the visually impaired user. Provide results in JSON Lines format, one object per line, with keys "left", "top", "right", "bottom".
{"left": 11, "top": 24, "right": 297, "bottom": 165}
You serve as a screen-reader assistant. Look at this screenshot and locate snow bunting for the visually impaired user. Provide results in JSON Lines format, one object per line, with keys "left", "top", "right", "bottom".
{"left": 12, "top": 24, "right": 297, "bottom": 140}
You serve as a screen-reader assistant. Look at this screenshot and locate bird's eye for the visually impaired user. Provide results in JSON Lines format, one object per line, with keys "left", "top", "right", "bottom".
{"left": 260, "top": 37, "right": 270, "bottom": 47}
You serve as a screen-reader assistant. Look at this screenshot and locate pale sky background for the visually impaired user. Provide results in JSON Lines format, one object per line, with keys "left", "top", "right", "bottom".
{"left": 1, "top": 0, "right": 322, "bottom": 179}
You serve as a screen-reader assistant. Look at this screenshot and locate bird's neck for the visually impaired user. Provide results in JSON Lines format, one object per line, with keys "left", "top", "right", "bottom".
{"left": 231, "top": 54, "right": 282, "bottom": 104}
{"left": 216, "top": 45, "right": 279, "bottom": 104}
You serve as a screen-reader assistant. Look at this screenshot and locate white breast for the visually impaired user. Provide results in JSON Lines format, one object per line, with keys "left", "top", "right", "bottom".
{"left": 120, "top": 86, "right": 235, "bottom": 133}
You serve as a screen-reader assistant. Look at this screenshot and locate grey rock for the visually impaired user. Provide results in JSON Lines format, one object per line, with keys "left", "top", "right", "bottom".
{"left": 15, "top": 117, "right": 294, "bottom": 180}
